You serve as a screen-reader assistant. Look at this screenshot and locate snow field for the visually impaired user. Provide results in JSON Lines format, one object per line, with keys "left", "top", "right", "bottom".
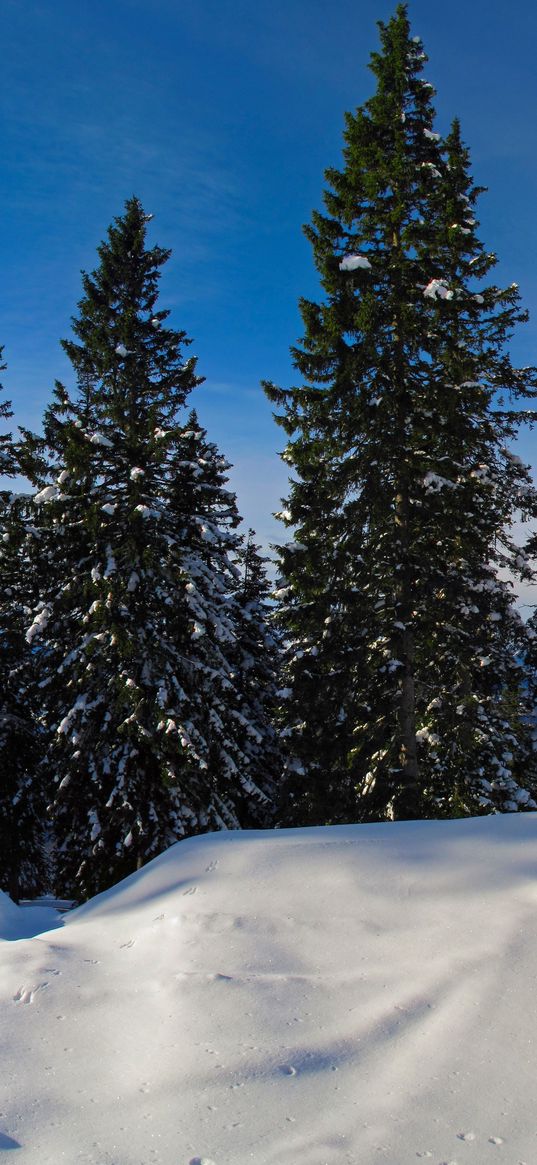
{"left": 1, "top": 815, "right": 537, "bottom": 1164}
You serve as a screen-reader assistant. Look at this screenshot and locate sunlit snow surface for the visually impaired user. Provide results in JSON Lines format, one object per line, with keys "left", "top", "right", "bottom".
{"left": 2, "top": 815, "right": 537, "bottom": 1164}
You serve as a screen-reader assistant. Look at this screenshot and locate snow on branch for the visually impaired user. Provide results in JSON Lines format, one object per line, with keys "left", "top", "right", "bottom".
{"left": 34, "top": 485, "right": 60, "bottom": 505}
{"left": 339, "top": 255, "right": 372, "bottom": 272}
{"left": 423, "top": 279, "right": 454, "bottom": 301}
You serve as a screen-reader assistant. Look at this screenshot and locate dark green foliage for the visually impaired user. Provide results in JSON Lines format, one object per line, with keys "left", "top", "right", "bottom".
{"left": 0, "top": 349, "right": 15, "bottom": 479}
{"left": 22, "top": 199, "right": 277, "bottom": 899}
{"left": 233, "top": 529, "right": 283, "bottom": 816}
{"left": 0, "top": 353, "right": 47, "bottom": 900}
{"left": 266, "top": 5, "right": 537, "bottom": 825}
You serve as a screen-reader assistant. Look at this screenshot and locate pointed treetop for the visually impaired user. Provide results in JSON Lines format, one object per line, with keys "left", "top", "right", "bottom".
{"left": 370, "top": 3, "right": 428, "bottom": 90}
{"left": 0, "top": 348, "right": 15, "bottom": 478}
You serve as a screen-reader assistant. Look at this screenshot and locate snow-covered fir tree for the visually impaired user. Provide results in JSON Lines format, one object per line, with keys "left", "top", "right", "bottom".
{"left": 265, "top": 5, "right": 537, "bottom": 825}
{"left": 0, "top": 351, "right": 14, "bottom": 480}
{"left": 23, "top": 199, "right": 277, "bottom": 899}
{"left": 0, "top": 351, "right": 47, "bottom": 900}
{"left": 160, "top": 410, "right": 278, "bottom": 826}
{"left": 232, "top": 528, "right": 283, "bottom": 812}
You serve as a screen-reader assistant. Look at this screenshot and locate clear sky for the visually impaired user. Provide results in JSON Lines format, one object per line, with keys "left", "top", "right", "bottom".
{"left": 3, "top": 0, "right": 537, "bottom": 571}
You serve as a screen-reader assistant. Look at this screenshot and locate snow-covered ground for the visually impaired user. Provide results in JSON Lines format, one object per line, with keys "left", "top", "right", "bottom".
{"left": 2, "top": 815, "right": 537, "bottom": 1165}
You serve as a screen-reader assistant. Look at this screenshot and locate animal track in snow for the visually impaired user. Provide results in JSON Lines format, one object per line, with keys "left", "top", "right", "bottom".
{"left": 13, "top": 982, "right": 48, "bottom": 1005}
{"left": 489, "top": 1138, "right": 504, "bottom": 1146}
{"left": 205, "top": 860, "right": 219, "bottom": 872}
{"left": 120, "top": 939, "right": 135, "bottom": 949}
{"left": 183, "top": 885, "right": 197, "bottom": 896}
{"left": 457, "top": 1132, "right": 476, "bottom": 1141}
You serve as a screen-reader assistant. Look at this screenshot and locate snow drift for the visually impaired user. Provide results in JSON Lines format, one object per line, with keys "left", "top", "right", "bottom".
{"left": 1, "top": 814, "right": 537, "bottom": 1164}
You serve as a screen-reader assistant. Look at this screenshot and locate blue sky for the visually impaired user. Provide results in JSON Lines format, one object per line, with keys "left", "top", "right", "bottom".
{"left": 3, "top": 0, "right": 537, "bottom": 559}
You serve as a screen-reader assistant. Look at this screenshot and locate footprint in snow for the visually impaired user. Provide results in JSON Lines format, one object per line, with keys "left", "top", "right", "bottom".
{"left": 457, "top": 1133, "right": 476, "bottom": 1141}
{"left": 489, "top": 1138, "right": 504, "bottom": 1146}
{"left": 281, "top": 1065, "right": 297, "bottom": 1076}
{"left": 13, "top": 983, "right": 48, "bottom": 1005}
{"left": 205, "top": 860, "right": 219, "bottom": 872}
{"left": 120, "top": 939, "right": 135, "bottom": 949}
{"left": 183, "top": 886, "right": 197, "bottom": 896}
{"left": 189, "top": 1158, "right": 217, "bottom": 1165}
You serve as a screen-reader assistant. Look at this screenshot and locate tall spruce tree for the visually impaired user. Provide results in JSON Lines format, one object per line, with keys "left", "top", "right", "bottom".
{"left": 162, "top": 410, "right": 278, "bottom": 826}
{"left": 265, "top": 5, "right": 537, "bottom": 824}
{"left": 233, "top": 528, "right": 283, "bottom": 812}
{"left": 0, "top": 351, "right": 47, "bottom": 899}
{"left": 23, "top": 198, "right": 276, "bottom": 899}
{"left": 0, "top": 350, "right": 14, "bottom": 479}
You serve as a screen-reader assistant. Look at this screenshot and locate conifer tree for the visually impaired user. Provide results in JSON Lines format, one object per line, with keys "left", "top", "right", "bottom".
{"left": 265, "top": 5, "right": 537, "bottom": 824}
{"left": 161, "top": 410, "right": 278, "bottom": 826}
{"left": 23, "top": 199, "right": 276, "bottom": 899}
{"left": 0, "top": 351, "right": 47, "bottom": 899}
{"left": 0, "top": 350, "right": 14, "bottom": 480}
{"left": 233, "top": 529, "right": 283, "bottom": 815}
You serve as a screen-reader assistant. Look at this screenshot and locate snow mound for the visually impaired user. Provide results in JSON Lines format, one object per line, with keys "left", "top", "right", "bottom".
{"left": 1, "top": 815, "right": 537, "bottom": 1163}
